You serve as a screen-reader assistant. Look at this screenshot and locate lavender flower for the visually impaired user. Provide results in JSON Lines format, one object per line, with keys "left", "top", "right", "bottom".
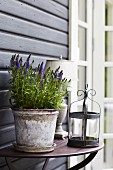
{"left": 9, "top": 53, "right": 70, "bottom": 109}
{"left": 10, "top": 55, "right": 16, "bottom": 67}
{"left": 58, "top": 70, "right": 63, "bottom": 81}
{"left": 26, "top": 54, "right": 31, "bottom": 68}
{"left": 55, "top": 70, "right": 63, "bottom": 81}
{"left": 19, "top": 57, "right": 22, "bottom": 67}
{"left": 24, "top": 68, "right": 28, "bottom": 75}
{"left": 16, "top": 55, "right": 20, "bottom": 69}
{"left": 38, "top": 62, "right": 44, "bottom": 75}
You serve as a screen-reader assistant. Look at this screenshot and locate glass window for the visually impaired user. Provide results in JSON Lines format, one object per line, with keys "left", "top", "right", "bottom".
{"left": 105, "top": 32, "right": 113, "bottom": 61}
{"left": 78, "top": 0, "right": 87, "bottom": 22}
{"left": 105, "top": 67, "right": 113, "bottom": 97}
{"left": 104, "top": 104, "right": 113, "bottom": 133}
{"left": 78, "top": 66, "right": 87, "bottom": 91}
{"left": 78, "top": 27, "right": 87, "bottom": 61}
{"left": 103, "top": 139, "right": 113, "bottom": 168}
{"left": 105, "top": 0, "right": 113, "bottom": 25}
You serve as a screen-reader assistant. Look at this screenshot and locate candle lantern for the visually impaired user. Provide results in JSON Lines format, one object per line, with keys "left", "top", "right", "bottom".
{"left": 67, "top": 85, "right": 101, "bottom": 147}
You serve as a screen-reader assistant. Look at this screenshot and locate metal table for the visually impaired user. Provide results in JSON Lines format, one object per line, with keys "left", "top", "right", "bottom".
{"left": 0, "top": 138, "right": 104, "bottom": 170}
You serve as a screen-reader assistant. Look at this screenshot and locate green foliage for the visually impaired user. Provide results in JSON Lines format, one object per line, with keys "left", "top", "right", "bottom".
{"left": 9, "top": 54, "right": 70, "bottom": 109}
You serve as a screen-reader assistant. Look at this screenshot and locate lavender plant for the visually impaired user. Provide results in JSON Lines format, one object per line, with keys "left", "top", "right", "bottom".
{"left": 9, "top": 54, "right": 70, "bottom": 109}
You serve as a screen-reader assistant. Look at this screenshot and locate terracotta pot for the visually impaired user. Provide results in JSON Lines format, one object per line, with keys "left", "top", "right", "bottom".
{"left": 12, "top": 109, "right": 59, "bottom": 153}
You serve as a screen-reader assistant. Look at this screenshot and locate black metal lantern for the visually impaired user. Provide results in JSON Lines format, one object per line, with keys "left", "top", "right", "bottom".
{"left": 67, "top": 85, "right": 101, "bottom": 148}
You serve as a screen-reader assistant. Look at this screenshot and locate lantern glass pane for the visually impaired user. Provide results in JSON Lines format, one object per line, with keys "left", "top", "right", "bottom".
{"left": 86, "top": 119, "right": 100, "bottom": 139}
{"left": 69, "top": 116, "right": 100, "bottom": 140}
{"left": 72, "top": 118, "right": 83, "bottom": 137}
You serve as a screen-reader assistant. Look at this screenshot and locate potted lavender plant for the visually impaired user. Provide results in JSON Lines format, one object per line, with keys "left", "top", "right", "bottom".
{"left": 9, "top": 54, "right": 70, "bottom": 153}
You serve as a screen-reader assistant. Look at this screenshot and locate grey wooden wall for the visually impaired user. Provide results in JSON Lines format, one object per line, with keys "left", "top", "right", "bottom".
{"left": 0, "top": 0, "right": 69, "bottom": 169}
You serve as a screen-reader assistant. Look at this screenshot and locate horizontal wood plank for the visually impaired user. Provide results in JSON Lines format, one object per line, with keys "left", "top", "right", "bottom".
{"left": 0, "top": 13, "right": 68, "bottom": 45}
{"left": 0, "top": 157, "right": 6, "bottom": 167}
{"left": 0, "top": 109, "right": 14, "bottom": 126}
{"left": 0, "top": 32, "right": 68, "bottom": 57}
{"left": 43, "top": 157, "right": 66, "bottom": 170}
{"left": 0, "top": 90, "right": 10, "bottom": 108}
{"left": 0, "top": 157, "right": 45, "bottom": 169}
{"left": 54, "top": 0, "right": 68, "bottom": 7}
{"left": 0, "top": 71, "right": 10, "bottom": 90}
{"left": 0, "top": 0, "right": 68, "bottom": 32}
{"left": 0, "top": 52, "right": 67, "bottom": 69}
{"left": 0, "top": 156, "right": 66, "bottom": 170}
{"left": 54, "top": 164, "right": 67, "bottom": 170}
{"left": 0, "top": 52, "right": 51, "bottom": 68}
{"left": 19, "top": 0, "right": 68, "bottom": 20}
{"left": 0, "top": 125, "right": 15, "bottom": 145}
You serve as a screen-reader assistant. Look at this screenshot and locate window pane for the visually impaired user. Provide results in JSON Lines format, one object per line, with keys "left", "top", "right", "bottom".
{"left": 78, "top": 27, "right": 87, "bottom": 61}
{"left": 104, "top": 103, "right": 113, "bottom": 133}
{"left": 103, "top": 139, "right": 113, "bottom": 168}
{"left": 105, "top": 32, "right": 113, "bottom": 61}
{"left": 78, "top": 0, "right": 87, "bottom": 22}
{"left": 105, "top": 0, "right": 113, "bottom": 25}
{"left": 78, "top": 66, "right": 87, "bottom": 91}
{"left": 105, "top": 68, "right": 113, "bottom": 97}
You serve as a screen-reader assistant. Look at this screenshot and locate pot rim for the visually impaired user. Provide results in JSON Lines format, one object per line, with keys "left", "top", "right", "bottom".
{"left": 12, "top": 108, "right": 58, "bottom": 111}
{"left": 12, "top": 109, "right": 59, "bottom": 115}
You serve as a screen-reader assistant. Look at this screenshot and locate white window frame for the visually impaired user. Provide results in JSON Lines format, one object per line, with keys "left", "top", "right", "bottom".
{"left": 69, "top": 0, "right": 113, "bottom": 169}
{"left": 103, "top": 0, "right": 113, "bottom": 169}
{"left": 92, "top": 1, "right": 104, "bottom": 169}
{"left": 68, "top": 0, "right": 93, "bottom": 169}
{"left": 68, "top": 1, "right": 78, "bottom": 167}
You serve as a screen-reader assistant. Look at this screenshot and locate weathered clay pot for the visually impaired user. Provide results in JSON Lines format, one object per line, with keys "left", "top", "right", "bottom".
{"left": 12, "top": 109, "right": 59, "bottom": 153}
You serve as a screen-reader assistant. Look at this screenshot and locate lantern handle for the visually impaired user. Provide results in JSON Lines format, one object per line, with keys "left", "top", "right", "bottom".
{"left": 68, "top": 86, "right": 101, "bottom": 114}
{"left": 69, "top": 88, "right": 87, "bottom": 110}
{"left": 87, "top": 89, "right": 101, "bottom": 114}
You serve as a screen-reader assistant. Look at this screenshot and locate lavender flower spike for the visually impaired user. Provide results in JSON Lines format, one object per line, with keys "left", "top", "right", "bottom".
{"left": 26, "top": 54, "right": 31, "bottom": 68}
{"left": 58, "top": 70, "right": 63, "bottom": 81}
{"left": 10, "top": 54, "right": 16, "bottom": 67}
{"left": 16, "top": 54, "right": 20, "bottom": 69}
{"left": 19, "top": 57, "right": 22, "bottom": 67}
{"left": 24, "top": 68, "right": 28, "bottom": 75}
{"left": 38, "top": 62, "right": 44, "bottom": 75}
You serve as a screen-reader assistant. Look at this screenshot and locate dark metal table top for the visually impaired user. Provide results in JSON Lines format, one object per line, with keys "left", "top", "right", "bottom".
{"left": 0, "top": 138, "right": 104, "bottom": 158}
